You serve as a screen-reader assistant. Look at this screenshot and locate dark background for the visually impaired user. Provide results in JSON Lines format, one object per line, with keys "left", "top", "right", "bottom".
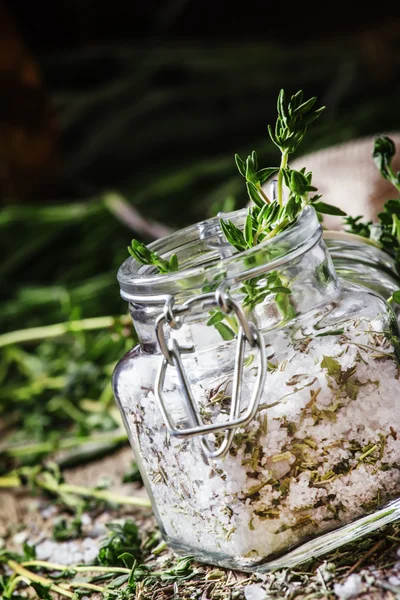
{"left": 6, "top": 2, "right": 400, "bottom": 47}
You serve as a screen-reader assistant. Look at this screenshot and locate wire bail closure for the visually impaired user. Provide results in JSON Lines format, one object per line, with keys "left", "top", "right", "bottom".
{"left": 154, "top": 285, "right": 266, "bottom": 459}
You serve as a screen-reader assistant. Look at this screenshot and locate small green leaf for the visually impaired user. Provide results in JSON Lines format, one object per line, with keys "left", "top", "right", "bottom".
{"left": 303, "top": 106, "right": 325, "bottom": 125}
{"left": 251, "top": 150, "right": 258, "bottom": 170}
{"left": 270, "top": 286, "right": 292, "bottom": 294}
{"left": 244, "top": 213, "right": 254, "bottom": 246}
{"left": 206, "top": 310, "right": 226, "bottom": 326}
{"left": 23, "top": 542, "right": 36, "bottom": 560}
{"left": 316, "top": 328, "right": 345, "bottom": 337}
{"left": 277, "top": 89, "right": 286, "bottom": 122}
{"left": 383, "top": 199, "right": 400, "bottom": 216}
{"left": 118, "top": 552, "right": 136, "bottom": 569}
{"left": 246, "top": 182, "right": 264, "bottom": 208}
{"left": 110, "top": 574, "right": 130, "bottom": 588}
{"left": 282, "top": 167, "right": 291, "bottom": 187}
{"left": 293, "top": 96, "right": 317, "bottom": 115}
{"left": 373, "top": 135, "right": 396, "bottom": 178}
{"left": 169, "top": 254, "right": 179, "bottom": 272}
{"left": 235, "top": 154, "right": 246, "bottom": 177}
{"left": 267, "top": 123, "right": 279, "bottom": 147}
{"left": 122, "top": 463, "right": 142, "bottom": 484}
{"left": 214, "top": 322, "right": 235, "bottom": 341}
{"left": 321, "top": 355, "right": 342, "bottom": 383}
{"left": 312, "top": 201, "right": 346, "bottom": 216}
{"left": 256, "top": 167, "right": 279, "bottom": 184}
{"left": 290, "top": 169, "right": 308, "bottom": 195}
{"left": 345, "top": 379, "right": 360, "bottom": 400}
{"left": 220, "top": 218, "right": 245, "bottom": 250}
{"left": 245, "top": 156, "right": 258, "bottom": 184}
{"left": 30, "top": 582, "right": 52, "bottom": 600}
{"left": 244, "top": 354, "right": 255, "bottom": 367}
{"left": 391, "top": 290, "right": 400, "bottom": 304}
{"left": 257, "top": 202, "right": 274, "bottom": 223}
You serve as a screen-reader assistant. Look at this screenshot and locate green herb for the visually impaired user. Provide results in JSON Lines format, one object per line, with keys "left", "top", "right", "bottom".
{"left": 127, "top": 90, "right": 343, "bottom": 325}
{"left": 97, "top": 520, "right": 141, "bottom": 567}
{"left": 344, "top": 135, "right": 400, "bottom": 274}
{"left": 0, "top": 463, "right": 151, "bottom": 511}
{"left": 320, "top": 355, "right": 342, "bottom": 383}
{"left": 26, "top": 581, "right": 53, "bottom": 600}
{"left": 373, "top": 135, "right": 400, "bottom": 191}
{"left": 122, "top": 462, "right": 143, "bottom": 484}
{"left": 223, "top": 90, "right": 344, "bottom": 256}
{"left": 128, "top": 239, "right": 178, "bottom": 273}
{"left": 0, "top": 545, "right": 195, "bottom": 599}
{"left": 220, "top": 90, "right": 344, "bottom": 320}
{"left": 316, "top": 328, "right": 345, "bottom": 337}
{"left": 388, "top": 289, "right": 400, "bottom": 305}
{"left": 53, "top": 515, "right": 82, "bottom": 541}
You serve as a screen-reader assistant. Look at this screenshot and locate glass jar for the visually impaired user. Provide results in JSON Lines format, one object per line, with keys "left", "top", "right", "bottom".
{"left": 324, "top": 231, "right": 400, "bottom": 320}
{"left": 113, "top": 206, "right": 400, "bottom": 571}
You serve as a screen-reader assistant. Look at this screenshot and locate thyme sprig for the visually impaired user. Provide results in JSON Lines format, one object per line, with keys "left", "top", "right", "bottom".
{"left": 221, "top": 89, "right": 345, "bottom": 256}
{"left": 127, "top": 239, "right": 178, "bottom": 273}
{"left": 220, "top": 90, "right": 344, "bottom": 318}
{"left": 125, "top": 91, "right": 347, "bottom": 327}
{"left": 126, "top": 90, "right": 345, "bottom": 281}
{"left": 0, "top": 462, "right": 151, "bottom": 511}
{"left": 0, "top": 529, "right": 194, "bottom": 599}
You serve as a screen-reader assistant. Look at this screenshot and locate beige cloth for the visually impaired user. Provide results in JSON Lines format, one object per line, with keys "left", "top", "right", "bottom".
{"left": 262, "top": 133, "right": 400, "bottom": 229}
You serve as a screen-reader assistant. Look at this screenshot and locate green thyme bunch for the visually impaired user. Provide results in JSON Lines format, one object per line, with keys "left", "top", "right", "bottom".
{"left": 128, "top": 239, "right": 178, "bottom": 273}
{"left": 220, "top": 90, "right": 345, "bottom": 255}
{"left": 128, "top": 89, "right": 344, "bottom": 270}
{"left": 126, "top": 89, "right": 345, "bottom": 324}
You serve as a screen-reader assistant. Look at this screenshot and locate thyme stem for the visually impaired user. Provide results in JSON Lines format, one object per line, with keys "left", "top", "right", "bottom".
{"left": 0, "top": 472, "right": 151, "bottom": 507}
{"left": 60, "top": 581, "right": 106, "bottom": 593}
{"left": 256, "top": 182, "right": 271, "bottom": 204}
{"left": 4, "top": 431, "right": 128, "bottom": 458}
{"left": 0, "top": 474, "right": 20, "bottom": 487}
{"left": 277, "top": 150, "right": 289, "bottom": 206}
{"left": 35, "top": 476, "right": 152, "bottom": 508}
{"left": 0, "top": 316, "right": 116, "bottom": 348}
{"left": 7, "top": 560, "right": 74, "bottom": 599}
{"left": 21, "top": 560, "right": 131, "bottom": 574}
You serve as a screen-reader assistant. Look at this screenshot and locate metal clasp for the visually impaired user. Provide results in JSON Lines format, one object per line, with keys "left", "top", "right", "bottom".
{"left": 154, "top": 286, "right": 266, "bottom": 459}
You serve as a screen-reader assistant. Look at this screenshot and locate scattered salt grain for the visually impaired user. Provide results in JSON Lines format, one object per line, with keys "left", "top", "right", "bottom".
{"left": 35, "top": 538, "right": 99, "bottom": 565}
{"left": 333, "top": 574, "right": 363, "bottom": 599}
{"left": 388, "top": 575, "right": 400, "bottom": 587}
{"left": 40, "top": 504, "right": 58, "bottom": 519}
{"left": 244, "top": 583, "right": 267, "bottom": 600}
{"left": 80, "top": 513, "right": 92, "bottom": 526}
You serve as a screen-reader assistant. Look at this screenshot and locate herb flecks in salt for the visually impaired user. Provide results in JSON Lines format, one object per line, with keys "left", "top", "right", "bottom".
{"left": 116, "top": 309, "right": 400, "bottom": 564}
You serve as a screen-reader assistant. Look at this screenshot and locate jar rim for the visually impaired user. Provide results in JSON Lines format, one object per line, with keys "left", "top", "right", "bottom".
{"left": 118, "top": 205, "right": 322, "bottom": 301}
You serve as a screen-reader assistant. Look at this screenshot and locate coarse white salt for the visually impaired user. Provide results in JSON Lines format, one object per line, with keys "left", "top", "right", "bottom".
{"left": 116, "top": 306, "right": 400, "bottom": 565}
{"left": 333, "top": 574, "right": 363, "bottom": 599}
{"left": 244, "top": 583, "right": 267, "bottom": 600}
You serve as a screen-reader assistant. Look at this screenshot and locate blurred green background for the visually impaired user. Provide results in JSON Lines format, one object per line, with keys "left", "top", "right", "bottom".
{"left": 1, "top": 1, "right": 400, "bottom": 458}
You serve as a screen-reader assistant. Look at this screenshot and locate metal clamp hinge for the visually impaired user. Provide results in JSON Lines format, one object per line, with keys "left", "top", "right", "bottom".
{"left": 154, "top": 286, "right": 266, "bottom": 459}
